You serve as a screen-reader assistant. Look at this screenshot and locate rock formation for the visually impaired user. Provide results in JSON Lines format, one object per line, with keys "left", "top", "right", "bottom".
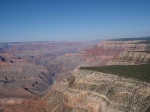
{"left": 0, "top": 37, "right": 150, "bottom": 112}
{"left": 42, "top": 68, "right": 150, "bottom": 112}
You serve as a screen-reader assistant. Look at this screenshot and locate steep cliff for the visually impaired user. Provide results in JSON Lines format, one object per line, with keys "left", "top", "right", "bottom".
{"left": 43, "top": 68, "right": 150, "bottom": 112}
{"left": 99, "top": 40, "right": 150, "bottom": 65}
{"left": 80, "top": 39, "right": 150, "bottom": 66}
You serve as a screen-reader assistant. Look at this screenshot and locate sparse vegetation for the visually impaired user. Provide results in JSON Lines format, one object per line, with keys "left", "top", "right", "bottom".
{"left": 110, "top": 37, "right": 150, "bottom": 44}
{"left": 110, "top": 36, "right": 150, "bottom": 41}
{"left": 80, "top": 64, "right": 150, "bottom": 82}
{"left": 132, "top": 51, "right": 150, "bottom": 53}
{"left": 67, "top": 76, "right": 75, "bottom": 87}
{"left": 138, "top": 40, "right": 150, "bottom": 44}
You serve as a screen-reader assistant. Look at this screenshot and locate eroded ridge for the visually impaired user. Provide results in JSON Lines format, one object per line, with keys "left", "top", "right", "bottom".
{"left": 44, "top": 69, "right": 150, "bottom": 112}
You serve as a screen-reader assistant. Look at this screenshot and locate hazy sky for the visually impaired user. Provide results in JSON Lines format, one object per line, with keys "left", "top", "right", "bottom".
{"left": 0, "top": 0, "right": 150, "bottom": 42}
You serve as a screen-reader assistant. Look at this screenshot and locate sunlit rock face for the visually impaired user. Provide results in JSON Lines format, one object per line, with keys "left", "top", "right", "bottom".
{"left": 96, "top": 40, "right": 150, "bottom": 65}
{"left": 97, "top": 40, "right": 150, "bottom": 51}
{"left": 80, "top": 40, "right": 150, "bottom": 66}
{"left": 43, "top": 69, "right": 150, "bottom": 112}
{"left": 80, "top": 41, "right": 124, "bottom": 66}
{"left": 107, "top": 51, "right": 150, "bottom": 65}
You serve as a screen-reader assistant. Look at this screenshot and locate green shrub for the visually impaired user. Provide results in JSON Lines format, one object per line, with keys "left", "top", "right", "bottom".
{"left": 80, "top": 64, "right": 150, "bottom": 82}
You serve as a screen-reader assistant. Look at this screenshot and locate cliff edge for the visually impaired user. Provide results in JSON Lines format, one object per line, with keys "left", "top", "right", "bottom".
{"left": 43, "top": 68, "right": 150, "bottom": 112}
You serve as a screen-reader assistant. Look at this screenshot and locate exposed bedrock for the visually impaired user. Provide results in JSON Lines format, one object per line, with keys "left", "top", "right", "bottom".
{"left": 98, "top": 40, "right": 150, "bottom": 65}
{"left": 43, "top": 69, "right": 150, "bottom": 112}
{"left": 107, "top": 51, "right": 150, "bottom": 65}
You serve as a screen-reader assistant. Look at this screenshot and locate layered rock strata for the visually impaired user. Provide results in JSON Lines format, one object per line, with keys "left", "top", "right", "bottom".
{"left": 43, "top": 69, "right": 150, "bottom": 112}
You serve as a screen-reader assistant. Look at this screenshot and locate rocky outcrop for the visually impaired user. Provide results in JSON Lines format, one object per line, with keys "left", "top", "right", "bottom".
{"left": 80, "top": 40, "right": 150, "bottom": 66}
{"left": 0, "top": 98, "right": 47, "bottom": 112}
{"left": 0, "top": 98, "right": 23, "bottom": 105}
{"left": 97, "top": 40, "right": 150, "bottom": 51}
{"left": 107, "top": 51, "right": 150, "bottom": 65}
{"left": 80, "top": 44, "right": 123, "bottom": 65}
{"left": 97, "top": 40, "right": 150, "bottom": 65}
{"left": 43, "top": 69, "right": 150, "bottom": 112}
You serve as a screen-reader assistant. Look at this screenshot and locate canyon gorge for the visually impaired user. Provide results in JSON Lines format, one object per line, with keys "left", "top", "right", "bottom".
{"left": 0, "top": 37, "right": 150, "bottom": 112}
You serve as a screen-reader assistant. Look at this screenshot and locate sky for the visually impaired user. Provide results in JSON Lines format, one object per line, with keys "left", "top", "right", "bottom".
{"left": 0, "top": 0, "right": 150, "bottom": 42}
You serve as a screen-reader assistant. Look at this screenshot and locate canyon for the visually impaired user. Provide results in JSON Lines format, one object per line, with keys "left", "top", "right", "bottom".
{"left": 0, "top": 37, "right": 150, "bottom": 112}
{"left": 0, "top": 41, "right": 90, "bottom": 98}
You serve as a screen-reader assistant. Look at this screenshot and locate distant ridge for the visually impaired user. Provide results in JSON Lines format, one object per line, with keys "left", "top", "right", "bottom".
{"left": 109, "top": 36, "right": 150, "bottom": 41}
